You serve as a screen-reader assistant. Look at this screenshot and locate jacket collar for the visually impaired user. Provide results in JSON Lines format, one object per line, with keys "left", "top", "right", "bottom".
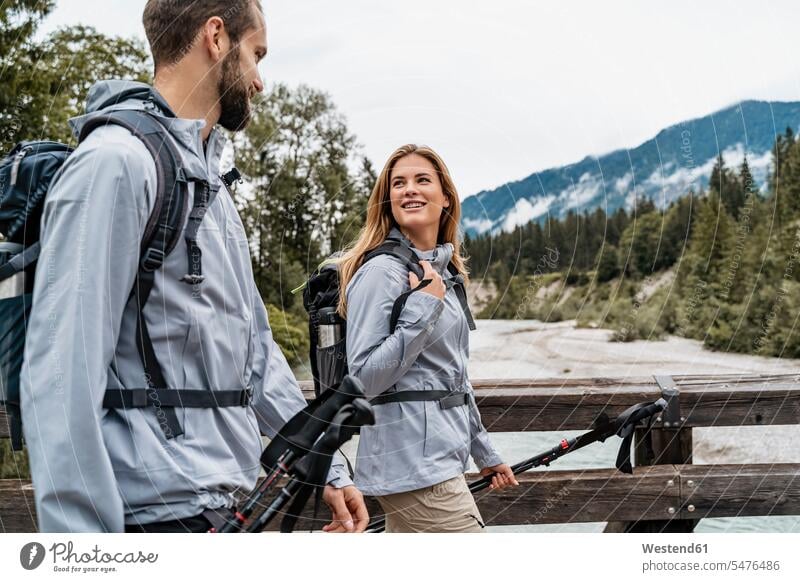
{"left": 388, "top": 226, "right": 454, "bottom": 273}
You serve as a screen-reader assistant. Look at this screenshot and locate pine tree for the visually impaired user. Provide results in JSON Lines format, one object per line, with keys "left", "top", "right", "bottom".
{"left": 709, "top": 154, "right": 746, "bottom": 219}
{"left": 595, "top": 244, "right": 620, "bottom": 283}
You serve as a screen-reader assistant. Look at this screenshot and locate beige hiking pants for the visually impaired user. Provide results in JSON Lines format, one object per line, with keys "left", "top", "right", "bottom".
{"left": 375, "top": 474, "right": 486, "bottom": 533}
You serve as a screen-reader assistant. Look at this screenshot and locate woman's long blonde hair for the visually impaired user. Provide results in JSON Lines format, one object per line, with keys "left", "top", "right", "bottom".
{"left": 337, "top": 144, "right": 468, "bottom": 317}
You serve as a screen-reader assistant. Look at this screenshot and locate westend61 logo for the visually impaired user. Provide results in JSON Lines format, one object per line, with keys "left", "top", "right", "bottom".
{"left": 19, "top": 541, "right": 158, "bottom": 574}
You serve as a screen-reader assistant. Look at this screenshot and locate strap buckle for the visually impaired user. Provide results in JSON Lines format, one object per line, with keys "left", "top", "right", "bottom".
{"left": 180, "top": 273, "right": 205, "bottom": 285}
{"left": 239, "top": 388, "right": 254, "bottom": 406}
{"left": 438, "top": 392, "right": 470, "bottom": 410}
{"left": 140, "top": 247, "right": 165, "bottom": 272}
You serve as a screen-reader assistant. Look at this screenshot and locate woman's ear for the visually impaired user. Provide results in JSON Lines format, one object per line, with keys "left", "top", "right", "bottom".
{"left": 443, "top": 194, "right": 451, "bottom": 208}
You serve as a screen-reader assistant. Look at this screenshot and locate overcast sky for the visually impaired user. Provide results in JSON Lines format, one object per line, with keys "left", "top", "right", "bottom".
{"left": 43, "top": 0, "right": 800, "bottom": 198}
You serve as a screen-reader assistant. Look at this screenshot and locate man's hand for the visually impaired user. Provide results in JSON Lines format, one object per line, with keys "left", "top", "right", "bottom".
{"left": 321, "top": 485, "right": 369, "bottom": 533}
{"left": 479, "top": 463, "right": 519, "bottom": 491}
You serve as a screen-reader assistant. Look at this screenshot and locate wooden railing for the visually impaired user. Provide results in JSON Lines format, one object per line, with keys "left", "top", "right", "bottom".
{"left": 3, "top": 374, "right": 800, "bottom": 532}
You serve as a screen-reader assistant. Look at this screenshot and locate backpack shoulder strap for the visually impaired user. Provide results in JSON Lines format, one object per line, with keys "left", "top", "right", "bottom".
{"left": 363, "top": 237, "right": 424, "bottom": 278}
{"left": 79, "top": 109, "right": 189, "bottom": 438}
{"left": 363, "top": 237, "right": 427, "bottom": 334}
{"left": 363, "top": 237, "right": 477, "bottom": 333}
{"left": 78, "top": 109, "right": 188, "bottom": 267}
{"left": 446, "top": 262, "right": 477, "bottom": 331}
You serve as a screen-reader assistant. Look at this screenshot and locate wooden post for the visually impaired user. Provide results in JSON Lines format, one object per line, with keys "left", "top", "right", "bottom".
{"left": 605, "top": 376, "right": 695, "bottom": 533}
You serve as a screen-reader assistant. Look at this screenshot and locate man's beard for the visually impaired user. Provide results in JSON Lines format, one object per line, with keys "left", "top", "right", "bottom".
{"left": 217, "top": 48, "right": 252, "bottom": 132}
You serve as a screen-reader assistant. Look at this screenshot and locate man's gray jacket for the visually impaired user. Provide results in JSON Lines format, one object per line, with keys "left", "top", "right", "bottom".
{"left": 20, "top": 80, "right": 351, "bottom": 532}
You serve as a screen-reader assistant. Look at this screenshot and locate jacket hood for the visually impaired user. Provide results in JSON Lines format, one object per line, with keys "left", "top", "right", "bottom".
{"left": 69, "top": 80, "right": 172, "bottom": 135}
{"left": 68, "top": 80, "right": 227, "bottom": 183}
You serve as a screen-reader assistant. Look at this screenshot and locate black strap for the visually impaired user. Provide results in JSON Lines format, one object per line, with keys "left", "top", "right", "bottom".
{"left": 389, "top": 278, "right": 431, "bottom": 333}
{"left": 370, "top": 389, "right": 469, "bottom": 409}
{"left": 0, "top": 242, "right": 40, "bottom": 283}
{"left": 80, "top": 110, "right": 191, "bottom": 438}
{"left": 180, "top": 180, "right": 218, "bottom": 285}
{"left": 447, "top": 263, "right": 477, "bottom": 331}
{"left": 102, "top": 387, "right": 252, "bottom": 409}
{"left": 221, "top": 167, "right": 242, "bottom": 188}
{"left": 614, "top": 402, "right": 661, "bottom": 474}
{"left": 363, "top": 239, "right": 428, "bottom": 334}
{"left": 132, "top": 269, "right": 183, "bottom": 437}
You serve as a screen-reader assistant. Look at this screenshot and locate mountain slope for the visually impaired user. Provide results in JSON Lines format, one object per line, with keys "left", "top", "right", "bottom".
{"left": 462, "top": 100, "right": 800, "bottom": 235}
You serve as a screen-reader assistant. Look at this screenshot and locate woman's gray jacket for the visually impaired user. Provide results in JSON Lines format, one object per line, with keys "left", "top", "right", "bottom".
{"left": 346, "top": 229, "right": 502, "bottom": 496}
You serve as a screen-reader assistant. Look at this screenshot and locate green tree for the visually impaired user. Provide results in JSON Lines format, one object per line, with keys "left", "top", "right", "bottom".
{"left": 1, "top": 2, "right": 150, "bottom": 151}
{"left": 595, "top": 244, "right": 620, "bottom": 283}
{"left": 618, "top": 211, "right": 668, "bottom": 276}
{"left": 675, "top": 190, "right": 735, "bottom": 338}
{"left": 233, "top": 84, "right": 372, "bottom": 309}
{"left": 709, "top": 154, "right": 746, "bottom": 220}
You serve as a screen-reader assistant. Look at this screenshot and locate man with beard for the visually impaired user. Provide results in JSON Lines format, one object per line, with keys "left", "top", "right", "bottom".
{"left": 21, "top": 0, "right": 368, "bottom": 533}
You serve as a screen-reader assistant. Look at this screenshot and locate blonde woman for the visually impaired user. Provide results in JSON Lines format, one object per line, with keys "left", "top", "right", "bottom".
{"left": 336, "top": 144, "right": 518, "bottom": 533}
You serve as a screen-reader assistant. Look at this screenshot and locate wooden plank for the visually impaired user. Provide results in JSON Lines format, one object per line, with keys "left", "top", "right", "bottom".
{"left": 305, "top": 374, "right": 800, "bottom": 431}
{"left": 472, "top": 465, "right": 682, "bottom": 527}
{"left": 679, "top": 463, "right": 800, "bottom": 520}
{"left": 5, "top": 373, "right": 800, "bottom": 439}
{"left": 5, "top": 463, "right": 800, "bottom": 532}
{"left": 261, "top": 464, "right": 800, "bottom": 529}
{"left": 0, "top": 479, "right": 37, "bottom": 533}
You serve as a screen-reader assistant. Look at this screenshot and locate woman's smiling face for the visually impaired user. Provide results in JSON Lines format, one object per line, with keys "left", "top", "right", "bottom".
{"left": 389, "top": 153, "right": 450, "bottom": 239}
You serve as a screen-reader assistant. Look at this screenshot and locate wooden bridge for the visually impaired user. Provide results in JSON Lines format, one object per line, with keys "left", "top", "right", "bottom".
{"left": 2, "top": 374, "right": 799, "bottom": 532}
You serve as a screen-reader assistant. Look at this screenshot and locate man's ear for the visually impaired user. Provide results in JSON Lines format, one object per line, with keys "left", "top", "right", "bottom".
{"left": 202, "top": 16, "right": 229, "bottom": 63}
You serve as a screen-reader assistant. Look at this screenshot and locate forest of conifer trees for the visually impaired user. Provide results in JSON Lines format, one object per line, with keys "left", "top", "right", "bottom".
{"left": 465, "top": 128, "right": 800, "bottom": 358}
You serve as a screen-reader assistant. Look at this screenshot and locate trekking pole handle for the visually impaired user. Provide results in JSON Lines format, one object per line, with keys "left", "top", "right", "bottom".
{"left": 623, "top": 398, "right": 667, "bottom": 429}
{"left": 246, "top": 401, "right": 374, "bottom": 533}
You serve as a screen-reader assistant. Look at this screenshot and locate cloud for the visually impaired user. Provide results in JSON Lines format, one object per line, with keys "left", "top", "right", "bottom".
{"left": 501, "top": 195, "right": 556, "bottom": 232}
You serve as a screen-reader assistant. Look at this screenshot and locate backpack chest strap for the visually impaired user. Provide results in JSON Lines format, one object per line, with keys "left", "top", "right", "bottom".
{"left": 103, "top": 387, "right": 253, "bottom": 409}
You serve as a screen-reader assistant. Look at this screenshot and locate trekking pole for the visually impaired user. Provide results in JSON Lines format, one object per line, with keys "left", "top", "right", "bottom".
{"left": 366, "top": 397, "right": 667, "bottom": 533}
{"left": 217, "top": 376, "right": 367, "bottom": 533}
{"left": 468, "top": 398, "right": 667, "bottom": 494}
{"left": 245, "top": 398, "right": 375, "bottom": 533}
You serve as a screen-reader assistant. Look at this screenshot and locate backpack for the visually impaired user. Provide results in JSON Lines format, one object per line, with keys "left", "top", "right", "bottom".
{"left": 0, "top": 96, "right": 246, "bottom": 450}
{"left": 302, "top": 235, "right": 476, "bottom": 406}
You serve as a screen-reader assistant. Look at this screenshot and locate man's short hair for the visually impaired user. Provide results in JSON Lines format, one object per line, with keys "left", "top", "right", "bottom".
{"left": 143, "top": 0, "right": 262, "bottom": 69}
